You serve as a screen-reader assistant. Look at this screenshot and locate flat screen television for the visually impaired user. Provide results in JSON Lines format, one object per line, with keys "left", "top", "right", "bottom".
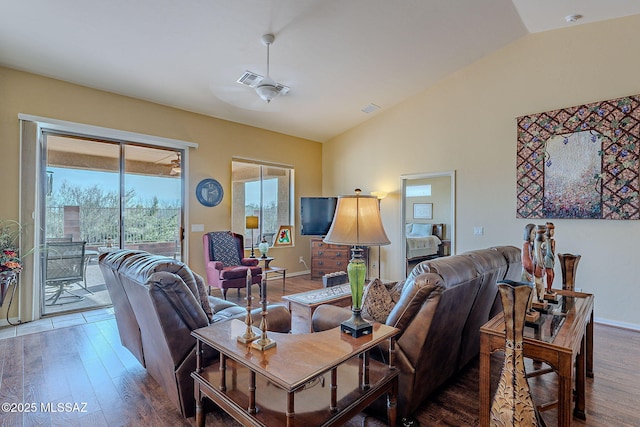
{"left": 300, "top": 197, "right": 338, "bottom": 236}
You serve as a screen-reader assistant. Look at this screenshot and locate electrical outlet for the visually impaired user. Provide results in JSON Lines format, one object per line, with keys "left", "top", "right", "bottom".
{"left": 299, "top": 256, "right": 304, "bottom": 263}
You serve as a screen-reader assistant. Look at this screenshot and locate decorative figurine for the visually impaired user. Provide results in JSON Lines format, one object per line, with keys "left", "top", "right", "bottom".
{"left": 521, "top": 224, "right": 540, "bottom": 322}
{"left": 531, "top": 224, "right": 549, "bottom": 310}
{"left": 521, "top": 223, "right": 536, "bottom": 283}
{"left": 543, "top": 222, "right": 557, "bottom": 301}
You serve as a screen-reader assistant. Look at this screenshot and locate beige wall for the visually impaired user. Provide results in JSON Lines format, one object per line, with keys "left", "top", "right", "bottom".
{"left": 323, "top": 15, "right": 640, "bottom": 329}
{"left": 0, "top": 67, "right": 322, "bottom": 323}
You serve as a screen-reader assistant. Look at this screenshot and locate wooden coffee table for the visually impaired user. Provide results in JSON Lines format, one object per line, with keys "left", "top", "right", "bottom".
{"left": 191, "top": 319, "right": 399, "bottom": 427}
{"left": 282, "top": 284, "right": 353, "bottom": 332}
{"left": 479, "top": 289, "right": 594, "bottom": 427}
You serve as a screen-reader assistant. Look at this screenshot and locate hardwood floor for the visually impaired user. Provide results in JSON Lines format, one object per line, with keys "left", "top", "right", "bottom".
{"left": 1, "top": 274, "right": 639, "bottom": 426}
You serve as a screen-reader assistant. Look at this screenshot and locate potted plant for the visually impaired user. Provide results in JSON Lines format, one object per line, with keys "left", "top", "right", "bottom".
{"left": 0, "top": 219, "right": 24, "bottom": 274}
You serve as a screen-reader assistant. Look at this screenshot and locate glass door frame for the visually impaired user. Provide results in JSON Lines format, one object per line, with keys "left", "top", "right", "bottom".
{"left": 19, "top": 114, "right": 197, "bottom": 322}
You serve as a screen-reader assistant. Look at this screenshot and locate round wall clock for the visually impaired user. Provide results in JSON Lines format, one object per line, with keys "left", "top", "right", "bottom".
{"left": 195, "top": 178, "right": 224, "bottom": 207}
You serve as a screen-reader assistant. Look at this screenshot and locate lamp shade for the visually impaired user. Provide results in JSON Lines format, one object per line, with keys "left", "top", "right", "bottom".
{"left": 245, "top": 216, "right": 259, "bottom": 229}
{"left": 324, "top": 194, "right": 390, "bottom": 247}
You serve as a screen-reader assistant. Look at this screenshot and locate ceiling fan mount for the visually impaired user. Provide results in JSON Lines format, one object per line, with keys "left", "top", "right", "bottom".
{"left": 236, "top": 33, "right": 289, "bottom": 103}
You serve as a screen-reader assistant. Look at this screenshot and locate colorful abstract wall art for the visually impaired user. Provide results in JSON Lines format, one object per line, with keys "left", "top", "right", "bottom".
{"left": 516, "top": 95, "right": 640, "bottom": 219}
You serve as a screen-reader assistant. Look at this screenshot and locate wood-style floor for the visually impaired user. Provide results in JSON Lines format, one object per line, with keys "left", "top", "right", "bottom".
{"left": 1, "top": 274, "right": 639, "bottom": 426}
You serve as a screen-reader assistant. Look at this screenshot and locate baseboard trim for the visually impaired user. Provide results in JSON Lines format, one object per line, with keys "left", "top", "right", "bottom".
{"left": 595, "top": 317, "right": 640, "bottom": 332}
{"left": 265, "top": 270, "right": 309, "bottom": 280}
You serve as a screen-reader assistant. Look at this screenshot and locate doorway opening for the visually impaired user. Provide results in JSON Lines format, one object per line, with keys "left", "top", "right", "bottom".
{"left": 401, "top": 171, "right": 456, "bottom": 277}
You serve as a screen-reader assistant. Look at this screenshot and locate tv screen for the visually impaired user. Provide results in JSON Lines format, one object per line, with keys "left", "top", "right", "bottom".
{"left": 300, "top": 197, "right": 338, "bottom": 236}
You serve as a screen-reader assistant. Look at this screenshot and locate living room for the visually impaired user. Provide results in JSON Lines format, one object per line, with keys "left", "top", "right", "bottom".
{"left": 1, "top": 1, "right": 640, "bottom": 426}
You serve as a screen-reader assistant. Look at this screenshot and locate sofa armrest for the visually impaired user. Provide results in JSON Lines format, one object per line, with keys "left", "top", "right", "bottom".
{"left": 311, "top": 304, "right": 352, "bottom": 332}
{"left": 208, "top": 295, "right": 238, "bottom": 313}
{"left": 251, "top": 305, "right": 291, "bottom": 333}
{"left": 241, "top": 258, "right": 259, "bottom": 266}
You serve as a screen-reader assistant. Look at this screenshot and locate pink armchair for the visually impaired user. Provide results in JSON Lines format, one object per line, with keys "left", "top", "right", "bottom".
{"left": 203, "top": 231, "right": 262, "bottom": 299}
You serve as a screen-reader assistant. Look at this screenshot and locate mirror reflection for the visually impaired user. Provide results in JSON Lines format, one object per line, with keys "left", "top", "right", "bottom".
{"left": 401, "top": 171, "right": 455, "bottom": 276}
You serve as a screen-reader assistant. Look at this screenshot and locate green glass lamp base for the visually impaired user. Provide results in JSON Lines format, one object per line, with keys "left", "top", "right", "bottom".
{"left": 341, "top": 308, "right": 373, "bottom": 338}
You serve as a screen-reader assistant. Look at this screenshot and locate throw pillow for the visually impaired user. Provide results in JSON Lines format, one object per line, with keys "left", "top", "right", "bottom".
{"left": 361, "top": 278, "right": 395, "bottom": 324}
{"left": 385, "top": 281, "right": 404, "bottom": 303}
{"left": 208, "top": 231, "right": 241, "bottom": 267}
{"left": 193, "top": 272, "right": 214, "bottom": 322}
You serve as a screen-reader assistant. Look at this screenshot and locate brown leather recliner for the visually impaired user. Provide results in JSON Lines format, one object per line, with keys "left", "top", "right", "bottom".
{"left": 99, "top": 249, "right": 291, "bottom": 418}
{"left": 311, "top": 245, "right": 522, "bottom": 419}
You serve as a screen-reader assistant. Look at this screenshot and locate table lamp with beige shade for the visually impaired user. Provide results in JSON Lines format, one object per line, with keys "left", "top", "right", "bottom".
{"left": 323, "top": 189, "right": 390, "bottom": 337}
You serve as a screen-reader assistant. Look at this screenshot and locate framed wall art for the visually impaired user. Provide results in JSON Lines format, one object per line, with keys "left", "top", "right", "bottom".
{"left": 273, "top": 225, "right": 293, "bottom": 247}
{"left": 516, "top": 94, "right": 640, "bottom": 219}
{"left": 413, "top": 203, "right": 433, "bottom": 220}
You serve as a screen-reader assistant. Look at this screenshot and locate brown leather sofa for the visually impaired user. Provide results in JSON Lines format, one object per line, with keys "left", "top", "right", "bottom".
{"left": 98, "top": 249, "right": 291, "bottom": 418}
{"left": 311, "top": 246, "right": 522, "bottom": 420}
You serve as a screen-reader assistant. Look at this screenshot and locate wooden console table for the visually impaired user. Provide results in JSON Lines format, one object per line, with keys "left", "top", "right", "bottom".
{"left": 479, "top": 289, "right": 594, "bottom": 427}
{"left": 192, "top": 320, "right": 399, "bottom": 426}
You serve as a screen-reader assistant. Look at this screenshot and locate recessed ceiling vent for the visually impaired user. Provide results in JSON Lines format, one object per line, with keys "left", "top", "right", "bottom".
{"left": 361, "top": 103, "right": 381, "bottom": 114}
{"left": 237, "top": 71, "right": 263, "bottom": 88}
{"left": 237, "top": 70, "right": 290, "bottom": 96}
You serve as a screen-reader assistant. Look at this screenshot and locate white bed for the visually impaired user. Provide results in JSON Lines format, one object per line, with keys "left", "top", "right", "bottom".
{"left": 406, "top": 223, "right": 443, "bottom": 260}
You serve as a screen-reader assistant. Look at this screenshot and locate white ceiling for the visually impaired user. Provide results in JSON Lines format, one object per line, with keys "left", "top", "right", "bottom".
{"left": 2, "top": 1, "right": 639, "bottom": 143}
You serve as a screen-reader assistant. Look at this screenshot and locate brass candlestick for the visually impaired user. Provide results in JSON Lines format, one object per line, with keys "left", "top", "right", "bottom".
{"left": 237, "top": 269, "right": 258, "bottom": 343}
{"left": 252, "top": 277, "right": 276, "bottom": 351}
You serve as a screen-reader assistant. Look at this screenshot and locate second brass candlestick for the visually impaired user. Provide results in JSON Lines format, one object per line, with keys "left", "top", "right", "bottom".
{"left": 252, "top": 276, "right": 276, "bottom": 351}
{"left": 237, "top": 269, "right": 258, "bottom": 343}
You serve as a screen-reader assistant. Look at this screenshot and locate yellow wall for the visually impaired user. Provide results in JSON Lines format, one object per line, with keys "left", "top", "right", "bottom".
{"left": 323, "top": 15, "right": 640, "bottom": 329}
{"left": 0, "top": 67, "right": 322, "bottom": 323}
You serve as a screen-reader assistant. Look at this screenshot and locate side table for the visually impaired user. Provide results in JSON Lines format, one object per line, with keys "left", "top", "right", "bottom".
{"left": 479, "top": 289, "right": 594, "bottom": 427}
{"left": 192, "top": 320, "right": 399, "bottom": 427}
{"left": 258, "top": 256, "right": 287, "bottom": 292}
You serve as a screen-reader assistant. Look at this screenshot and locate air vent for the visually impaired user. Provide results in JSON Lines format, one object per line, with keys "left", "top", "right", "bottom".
{"left": 273, "top": 83, "right": 290, "bottom": 96}
{"left": 361, "top": 103, "right": 381, "bottom": 114}
{"left": 237, "top": 71, "right": 264, "bottom": 88}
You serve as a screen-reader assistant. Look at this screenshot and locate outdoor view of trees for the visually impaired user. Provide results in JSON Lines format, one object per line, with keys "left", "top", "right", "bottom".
{"left": 47, "top": 180, "right": 180, "bottom": 246}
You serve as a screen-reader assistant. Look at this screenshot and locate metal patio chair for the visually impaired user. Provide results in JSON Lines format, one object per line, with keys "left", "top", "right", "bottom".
{"left": 45, "top": 241, "right": 87, "bottom": 305}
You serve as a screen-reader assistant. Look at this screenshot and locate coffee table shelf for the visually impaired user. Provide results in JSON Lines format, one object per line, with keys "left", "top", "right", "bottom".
{"left": 192, "top": 319, "right": 399, "bottom": 427}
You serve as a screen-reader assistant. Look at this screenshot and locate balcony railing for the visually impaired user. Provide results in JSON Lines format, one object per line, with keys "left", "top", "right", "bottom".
{"left": 46, "top": 206, "right": 181, "bottom": 248}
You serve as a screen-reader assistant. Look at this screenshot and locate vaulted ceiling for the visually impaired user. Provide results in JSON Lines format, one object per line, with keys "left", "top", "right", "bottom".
{"left": 2, "top": 1, "right": 639, "bottom": 142}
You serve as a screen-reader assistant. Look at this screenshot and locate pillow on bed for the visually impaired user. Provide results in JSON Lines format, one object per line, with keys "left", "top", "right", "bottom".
{"left": 410, "top": 223, "right": 433, "bottom": 236}
{"left": 405, "top": 223, "right": 413, "bottom": 235}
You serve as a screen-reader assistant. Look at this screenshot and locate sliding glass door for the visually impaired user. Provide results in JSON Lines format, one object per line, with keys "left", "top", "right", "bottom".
{"left": 42, "top": 133, "right": 184, "bottom": 315}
